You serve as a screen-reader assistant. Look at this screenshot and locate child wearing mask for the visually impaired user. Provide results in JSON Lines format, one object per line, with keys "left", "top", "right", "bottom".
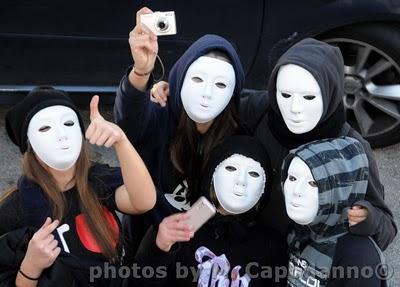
{"left": 281, "top": 137, "right": 387, "bottom": 286}
{"left": 132, "top": 136, "right": 287, "bottom": 287}
{"left": 0, "top": 87, "right": 156, "bottom": 286}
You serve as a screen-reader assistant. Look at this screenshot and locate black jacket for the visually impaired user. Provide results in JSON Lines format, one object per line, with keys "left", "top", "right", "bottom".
{"left": 0, "top": 227, "right": 120, "bottom": 287}
{"left": 131, "top": 215, "right": 288, "bottom": 287}
{"left": 249, "top": 38, "right": 396, "bottom": 251}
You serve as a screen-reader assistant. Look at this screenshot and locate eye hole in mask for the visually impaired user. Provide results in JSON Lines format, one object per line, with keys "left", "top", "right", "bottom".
{"left": 309, "top": 180, "right": 317, "bottom": 187}
{"left": 248, "top": 171, "right": 260, "bottom": 178}
{"left": 64, "top": 120, "right": 75, "bottom": 127}
{"left": 303, "top": 95, "right": 316, "bottom": 100}
{"left": 215, "top": 82, "right": 226, "bottom": 89}
{"left": 39, "top": 126, "right": 51, "bottom": 132}
{"left": 225, "top": 165, "right": 237, "bottom": 172}
{"left": 192, "top": 76, "right": 203, "bottom": 83}
{"left": 281, "top": 92, "right": 291, "bottom": 98}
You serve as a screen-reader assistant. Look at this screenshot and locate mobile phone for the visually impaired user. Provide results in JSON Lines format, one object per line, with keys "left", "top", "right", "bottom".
{"left": 184, "top": 196, "right": 216, "bottom": 232}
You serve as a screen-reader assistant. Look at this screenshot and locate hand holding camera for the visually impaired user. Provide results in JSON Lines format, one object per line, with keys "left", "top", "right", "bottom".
{"left": 129, "top": 7, "right": 159, "bottom": 78}
{"left": 140, "top": 11, "right": 177, "bottom": 36}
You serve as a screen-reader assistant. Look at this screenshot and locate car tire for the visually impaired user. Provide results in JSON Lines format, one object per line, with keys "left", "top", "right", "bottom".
{"left": 319, "top": 23, "right": 400, "bottom": 148}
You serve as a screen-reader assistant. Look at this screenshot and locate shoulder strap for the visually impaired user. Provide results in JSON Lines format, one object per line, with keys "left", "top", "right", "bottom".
{"left": 368, "top": 236, "right": 393, "bottom": 287}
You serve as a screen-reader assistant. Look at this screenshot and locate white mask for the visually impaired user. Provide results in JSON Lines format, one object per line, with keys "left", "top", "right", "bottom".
{"left": 213, "top": 154, "right": 265, "bottom": 214}
{"left": 181, "top": 56, "right": 236, "bottom": 124}
{"left": 284, "top": 156, "right": 319, "bottom": 225}
{"left": 27, "top": 105, "right": 82, "bottom": 171}
{"left": 276, "top": 64, "right": 323, "bottom": 134}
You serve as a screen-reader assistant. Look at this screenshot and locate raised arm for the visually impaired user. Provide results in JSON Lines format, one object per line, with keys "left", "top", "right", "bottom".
{"left": 113, "top": 7, "right": 162, "bottom": 145}
{"left": 87, "top": 95, "right": 156, "bottom": 214}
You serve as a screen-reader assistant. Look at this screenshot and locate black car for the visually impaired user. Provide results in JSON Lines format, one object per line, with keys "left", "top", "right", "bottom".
{"left": 1, "top": 0, "right": 400, "bottom": 147}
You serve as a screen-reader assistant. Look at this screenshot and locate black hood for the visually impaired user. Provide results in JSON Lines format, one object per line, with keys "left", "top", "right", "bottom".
{"left": 267, "top": 38, "right": 346, "bottom": 148}
{"left": 167, "top": 34, "right": 245, "bottom": 124}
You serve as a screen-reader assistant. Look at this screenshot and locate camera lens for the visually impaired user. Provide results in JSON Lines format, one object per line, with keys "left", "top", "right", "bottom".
{"left": 156, "top": 18, "right": 169, "bottom": 32}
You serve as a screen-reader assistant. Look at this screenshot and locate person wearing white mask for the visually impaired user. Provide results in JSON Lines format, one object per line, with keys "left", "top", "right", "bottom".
{"left": 114, "top": 7, "right": 249, "bottom": 258}
{"left": 133, "top": 136, "right": 288, "bottom": 287}
{"left": 0, "top": 86, "right": 156, "bottom": 286}
{"left": 275, "top": 64, "right": 323, "bottom": 135}
{"left": 282, "top": 137, "right": 386, "bottom": 286}
{"left": 148, "top": 38, "right": 397, "bottom": 252}
{"left": 258, "top": 38, "right": 396, "bottom": 251}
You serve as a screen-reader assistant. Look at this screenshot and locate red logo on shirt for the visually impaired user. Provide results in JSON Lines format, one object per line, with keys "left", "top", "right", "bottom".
{"left": 75, "top": 208, "right": 120, "bottom": 253}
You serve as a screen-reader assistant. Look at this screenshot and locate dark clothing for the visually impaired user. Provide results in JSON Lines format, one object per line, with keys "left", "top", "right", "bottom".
{"left": 282, "top": 137, "right": 382, "bottom": 287}
{"left": 133, "top": 215, "right": 288, "bottom": 287}
{"left": 115, "top": 35, "right": 247, "bottom": 257}
{"left": 259, "top": 114, "right": 397, "bottom": 251}
{"left": 329, "top": 234, "right": 385, "bottom": 287}
{"left": 0, "top": 164, "right": 124, "bottom": 286}
{"left": 253, "top": 38, "right": 396, "bottom": 251}
{"left": 288, "top": 233, "right": 383, "bottom": 287}
{"left": 0, "top": 227, "right": 116, "bottom": 287}
{"left": 114, "top": 35, "right": 246, "bottom": 216}
{"left": 114, "top": 73, "right": 186, "bottom": 215}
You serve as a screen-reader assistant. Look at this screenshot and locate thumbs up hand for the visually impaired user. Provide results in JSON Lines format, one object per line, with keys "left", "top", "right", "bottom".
{"left": 86, "top": 95, "right": 126, "bottom": 148}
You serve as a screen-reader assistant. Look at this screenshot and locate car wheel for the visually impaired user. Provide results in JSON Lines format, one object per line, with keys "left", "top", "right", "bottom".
{"left": 320, "top": 23, "right": 400, "bottom": 148}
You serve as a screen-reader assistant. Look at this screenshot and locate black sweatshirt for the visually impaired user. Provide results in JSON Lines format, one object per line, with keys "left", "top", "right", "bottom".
{"left": 131, "top": 215, "right": 288, "bottom": 287}
{"left": 0, "top": 164, "right": 124, "bottom": 286}
{"left": 252, "top": 38, "right": 396, "bottom": 251}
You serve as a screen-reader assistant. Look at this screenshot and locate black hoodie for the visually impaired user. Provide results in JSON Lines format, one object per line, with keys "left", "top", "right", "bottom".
{"left": 253, "top": 38, "right": 396, "bottom": 250}
{"left": 131, "top": 136, "right": 288, "bottom": 287}
{"left": 114, "top": 34, "right": 247, "bottom": 260}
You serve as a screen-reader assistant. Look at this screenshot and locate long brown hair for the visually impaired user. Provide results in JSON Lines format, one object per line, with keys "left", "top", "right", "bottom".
{"left": 1, "top": 141, "right": 119, "bottom": 261}
{"left": 170, "top": 51, "right": 241, "bottom": 203}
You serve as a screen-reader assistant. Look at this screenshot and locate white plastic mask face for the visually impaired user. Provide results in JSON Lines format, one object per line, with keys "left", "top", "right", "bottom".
{"left": 212, "top": 154, "right": 265, "bottom": 214}
{"left": 181, "top": 56, "right": 236, "bottom": 124}
{"left": 27, "top": 105, "right": 82, "bottom": 171}
{"left": 284, "top": 156, "right": 319, "bottom": 225}
{"left": 276, "top": 64, "right": 323, "bottom": 134}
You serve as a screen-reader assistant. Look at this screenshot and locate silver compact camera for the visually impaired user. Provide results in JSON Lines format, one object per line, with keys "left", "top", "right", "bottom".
{"left": 140, "top": 11, "right": 177, "bottom": 36}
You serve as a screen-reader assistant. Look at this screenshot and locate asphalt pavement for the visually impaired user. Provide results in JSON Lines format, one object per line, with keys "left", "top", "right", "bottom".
{"left": 0, "top": 106, "right": 399, "bottom": 283}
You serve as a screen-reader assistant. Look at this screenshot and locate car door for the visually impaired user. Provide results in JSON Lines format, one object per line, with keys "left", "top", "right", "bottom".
{"left": 0, "top": 0, "right": 264, "bottom": 90}
{"left": 0, "top": 0, "right": 136, "bottom": 88}
{"left": 131, "top": 0, "right": 264, "bottom": 83}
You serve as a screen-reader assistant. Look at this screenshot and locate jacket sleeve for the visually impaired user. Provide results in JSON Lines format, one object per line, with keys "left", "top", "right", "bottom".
{"left": 329, "top": 235, "right": 382, "bottom": 287}
{"left": 239, "top": 89, "right": 270, "bottom": 133}
{"left": 134, "top": 226, "right": 179, "bottom": 287}
{"left": 0, "top": 191, "right": 25, "bottom": 237}
{"left": 113, "top": 67, "right": 170, "bottom": 180}
{"left": 0, "top": 227, "right": 34, "bottom": 286}
{"left": 113, "top": 67, "right": 169, "bottom": 147}
{"left": 267, "top": 232, "right": 288, "bottom": 286}
{"left": 347, "top": 128, "right": 397, "bottom": 250}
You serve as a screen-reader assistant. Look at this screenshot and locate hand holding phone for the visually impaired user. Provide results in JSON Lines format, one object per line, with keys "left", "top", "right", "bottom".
{"left": 184, "top": 196, "right": 216, "bottom": 232}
